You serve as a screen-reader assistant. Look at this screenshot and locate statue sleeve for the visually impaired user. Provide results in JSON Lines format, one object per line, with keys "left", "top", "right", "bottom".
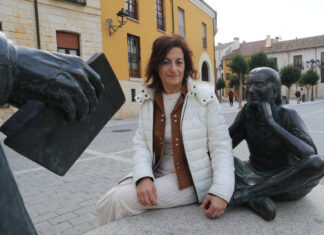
{"left": 282, "top": 108, "right": 318, "bottom": 155}
{"left": 0, "top": 32, "right": 16, "bottom": 105}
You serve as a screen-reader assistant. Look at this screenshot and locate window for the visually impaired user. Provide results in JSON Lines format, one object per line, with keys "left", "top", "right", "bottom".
{"left": 128, "top": 34, "right": 141, "bottom": 78}
{"left": 178, "top": 8, "right": 185, "bottom": 37}
{"left": 202, "top": 62, "right": 208, "bottom": 81}
{"left": 321, "top": 52, "right": 324, "bottom": 83}
{"left": 226, "top": 73, "right": 230, "bottom": 80}
{"left": 225, "top": 47, "right": 231, "bottom": 55}
{"left": 63, "top": 0, "right": 86, "bottom": 6}
{"left": 125, "top": 0, "right": 138, "bottom": 20}
{"left": 156, "top": 0, "right": 164, "bottom": 31}
{"left": 270, "top": 57, "right": 277, "bottom": 67}
{"left": 293, "top": 55, "right": 302, "bottom": 69}
{"left": 226, "top": 60, "right": 231, "bottom": 66}
{"left": 131, "top": 89, "right": 136, "bottom": 102}
{"left": 56, "top": 31, "right": 80, "bottom": 56}
{"left": 202, "top": 23, "right": 207, "bottom": 49}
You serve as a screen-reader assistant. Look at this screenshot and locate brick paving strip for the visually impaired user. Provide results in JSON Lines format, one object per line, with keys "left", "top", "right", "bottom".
{"left": 10, "top": 148, "right": 133, "bottom": 235}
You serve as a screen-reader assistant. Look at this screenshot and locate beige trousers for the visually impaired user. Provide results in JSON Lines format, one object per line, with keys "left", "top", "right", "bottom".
{"left": 96, "top": 173, "right": 197, "bottom": 226}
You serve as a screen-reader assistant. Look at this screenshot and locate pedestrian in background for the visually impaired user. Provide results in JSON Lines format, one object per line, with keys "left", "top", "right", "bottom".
{"left": 229, "top": 89, "right": 234, "bottom": 107}
{"left": 96, "top": 34, "right": 234, "bottom": 225}
{"left": 295, "top": 89, "right": 301, "bottom": 104}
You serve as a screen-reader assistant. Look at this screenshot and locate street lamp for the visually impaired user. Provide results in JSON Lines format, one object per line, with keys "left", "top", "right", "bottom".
{"left": 306, "top": 59, "right": 320, "bottom": 101}
{"left": 219, "top": 62, "right": 224, "bottom": 96}
{"left": 106, "top": 8, "right": 129, "bottom": 36}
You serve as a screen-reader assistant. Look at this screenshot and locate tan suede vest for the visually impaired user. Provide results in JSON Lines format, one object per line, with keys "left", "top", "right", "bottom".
{"left": 152, "top": 86, "right": 193, "bottom": 189}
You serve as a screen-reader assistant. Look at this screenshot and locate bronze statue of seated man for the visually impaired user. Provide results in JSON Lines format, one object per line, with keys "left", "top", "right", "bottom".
{"left": 229, "top": 67, "right": 324, "bottom": 220}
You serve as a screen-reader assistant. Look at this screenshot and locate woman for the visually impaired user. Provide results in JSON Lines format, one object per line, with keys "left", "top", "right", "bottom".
{"left": 96, "top": 34, "right": 234, "bottom": 225}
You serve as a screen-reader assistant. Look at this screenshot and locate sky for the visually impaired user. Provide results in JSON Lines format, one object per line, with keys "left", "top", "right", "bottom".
{"left": 204, "top": 0, "right": 324, "bottom": 44}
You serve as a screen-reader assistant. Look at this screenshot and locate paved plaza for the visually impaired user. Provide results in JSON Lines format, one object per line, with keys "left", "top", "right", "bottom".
{"left": 3, "top": 99, "right": 324, "bottom": 234}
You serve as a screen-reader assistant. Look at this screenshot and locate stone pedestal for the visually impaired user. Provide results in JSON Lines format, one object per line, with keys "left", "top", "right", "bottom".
{"left": 88, "top": 185, "right": 324, "bottom": 234}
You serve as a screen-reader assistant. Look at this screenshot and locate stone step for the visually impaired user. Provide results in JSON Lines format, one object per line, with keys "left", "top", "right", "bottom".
{"left": 87, "top": 185, "right": 324, "bottom": 234}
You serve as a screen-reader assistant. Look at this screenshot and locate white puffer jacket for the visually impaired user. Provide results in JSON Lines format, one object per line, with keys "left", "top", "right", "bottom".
{"left": 132, "top": 77, "right": 235, "bottom": 203}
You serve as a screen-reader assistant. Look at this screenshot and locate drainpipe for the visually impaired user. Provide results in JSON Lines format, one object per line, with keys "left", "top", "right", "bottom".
{"left": 34, "top": 0, "right": 41, "bottom": 49}
{"left": 170, "top": 0, "right": 174, "bottom": 34}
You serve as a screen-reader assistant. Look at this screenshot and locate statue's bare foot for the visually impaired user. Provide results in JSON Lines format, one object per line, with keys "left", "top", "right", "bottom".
{"left": 247, "top": 197, "right": 276, "bottom": 221}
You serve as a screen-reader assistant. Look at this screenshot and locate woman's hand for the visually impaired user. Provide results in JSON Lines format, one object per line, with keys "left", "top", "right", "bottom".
{"left": 200, "top": 194, "right": 227, "bottom": 218}
{"left": 136, "top": 177, "right": 158, "bottom": 206}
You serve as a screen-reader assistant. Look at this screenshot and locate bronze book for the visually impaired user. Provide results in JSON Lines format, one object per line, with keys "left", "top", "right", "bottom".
{"left": 0, "top": 53, "right": 125, "bottom": 176}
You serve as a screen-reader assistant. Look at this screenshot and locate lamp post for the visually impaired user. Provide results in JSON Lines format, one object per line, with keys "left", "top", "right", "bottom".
{"left": 306, "top": 59, "right": 320, "bottom": 101}
{"left": 219, "top": 61, "right": 224, "bottom": 96}
{"left": 106, "top": 8, "right": 128, "bottom": 36}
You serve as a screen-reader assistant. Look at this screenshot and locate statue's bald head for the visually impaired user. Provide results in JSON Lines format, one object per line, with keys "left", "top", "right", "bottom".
{"left": 248, "top": 67, "right": 282, "bottom": 105}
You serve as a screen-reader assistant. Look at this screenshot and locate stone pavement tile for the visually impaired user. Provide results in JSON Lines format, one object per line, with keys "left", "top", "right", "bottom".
{"left": 27, "top": 208, "right": 40, "bottom": 218}
{"left": 61, "top": 222, "right": 96, "bottom": 235}
{"left": 74, "top": 204, "right": 97, "bottom": 216}
{"left": 89, "top": 218, "right": 99, "bottom": 228}
{"left": 69, "top": 213, "right": 97, "bottom": 226}
{"left": 32, "top": 211, "right": 58, "bottom": 224}
{"left": 49, "top": 212, "right": 79, "bottom": 226}
{"left": 34, "top": 221, "right": 58, "bottom": 235}
{"left": 53, "top": 221, "right": 74, "bottom": 232}
{"left": 55, "top": 203, "right": 81, "bottom": 215}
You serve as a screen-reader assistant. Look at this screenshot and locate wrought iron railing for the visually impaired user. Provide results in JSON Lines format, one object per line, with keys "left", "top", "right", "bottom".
{"left": 157, "top": 14, "right": 164, "bottom": 31}
{"left": 63, "top": 0, "right": 87, "bottom": 6}
{"left": 202, "top": 38, "right": 207, "bottom": 49}
{"left": 125, "top": 0, "right": 137, "bottom": 19}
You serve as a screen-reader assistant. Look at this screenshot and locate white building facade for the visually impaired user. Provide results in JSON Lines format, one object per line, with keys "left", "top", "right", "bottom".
{"left": 215, "top": 37, "right": 240, "bottom": 80}
{"left": 0, "top": 0, "right": 102, "bottom": 60}
{"left": 266, "top": 35, "right": 324, "bottom": 98}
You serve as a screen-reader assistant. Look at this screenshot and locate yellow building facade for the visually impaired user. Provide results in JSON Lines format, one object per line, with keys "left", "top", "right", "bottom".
{"left": 100, "top": 0, "right": 217, "bottom": 118}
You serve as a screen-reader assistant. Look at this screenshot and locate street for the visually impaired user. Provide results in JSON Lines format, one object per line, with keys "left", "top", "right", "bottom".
{"left": 3, "top": 99, "right": 324, "bottom": 234}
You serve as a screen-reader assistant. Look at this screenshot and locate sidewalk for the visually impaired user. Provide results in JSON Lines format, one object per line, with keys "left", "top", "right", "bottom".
{"left": 218, "top": 98, "right": 324, "bottom": 114}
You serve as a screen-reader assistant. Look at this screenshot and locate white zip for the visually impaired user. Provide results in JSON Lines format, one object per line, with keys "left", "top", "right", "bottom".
{"left": 150, "top": 98, "right": 155, "bottom": 166}
{"left": 180, "top": 95, "right": 199, "bottom": 199}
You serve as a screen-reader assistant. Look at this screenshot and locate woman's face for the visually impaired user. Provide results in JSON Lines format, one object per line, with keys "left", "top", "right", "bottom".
{"left": 158, "top": 47, "right": 185, "bottom": 93}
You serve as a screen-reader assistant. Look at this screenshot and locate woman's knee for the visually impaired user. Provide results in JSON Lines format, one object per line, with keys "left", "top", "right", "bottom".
{"left": 96, "top": 188, "right": 117, "bottom": 215}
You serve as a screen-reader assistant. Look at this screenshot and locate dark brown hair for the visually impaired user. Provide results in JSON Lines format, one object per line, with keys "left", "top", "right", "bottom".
{"left": 145, "top": 34, "right": 196, "bottom": 90}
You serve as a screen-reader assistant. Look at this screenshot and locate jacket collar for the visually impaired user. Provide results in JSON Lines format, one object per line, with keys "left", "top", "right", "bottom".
{"left": 136, "top": 77, "right": 216, "bottom": 105}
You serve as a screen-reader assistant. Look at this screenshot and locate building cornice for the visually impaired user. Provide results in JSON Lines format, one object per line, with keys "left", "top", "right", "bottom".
{"left": 267, "top": 46, "right": 324, "bottom": 54}
{"left": 189, "top": 0, "right": 216, "bottom": 19}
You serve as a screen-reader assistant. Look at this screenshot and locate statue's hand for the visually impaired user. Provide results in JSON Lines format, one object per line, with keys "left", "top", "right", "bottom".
{"left": 257, "top": 102, "right": 274, "bottom": 124}
{"left": 12, "top": 46, "right": 105, "bottom": 120}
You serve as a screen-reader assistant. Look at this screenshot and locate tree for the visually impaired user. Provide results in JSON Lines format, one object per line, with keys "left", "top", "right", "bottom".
{"left": 215, "top": 78, "right": 226, "bottom": 102}
{"left": 299, "top": 70, "right": 320, "bottom": 101}
{"left": 268, "top": 58, "right": 279, "bottom": 71}
{"left": 229, "top": 53, "right": 249, "bottom": 108}
{"left": 249, "top": 51, "right": 278, "bottom": 71}
{"left": 280, "top": 65, "right": 301, "bottom": 104}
